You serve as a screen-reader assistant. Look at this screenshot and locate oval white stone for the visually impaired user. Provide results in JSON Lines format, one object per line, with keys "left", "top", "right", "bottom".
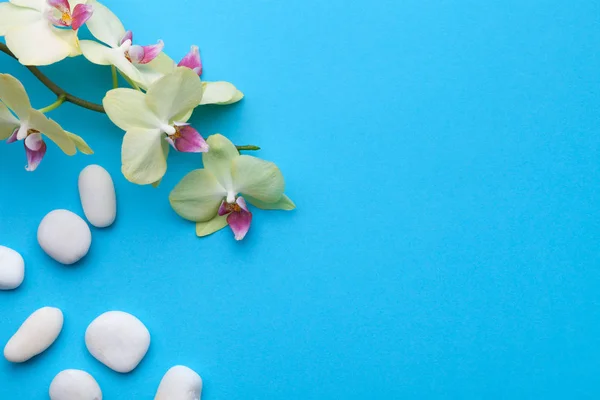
{"left": 38, "top": 209, "right": 92, "bottom": 265}
{"left": 78, "top": 165, "right": 117, "bottom": 228}
{"left": 0, "top": 245, "right": 24, "bottom": 290}
{"left": 4, "top": 307, "right": 63, "bottom": 363}
{"left": 155, "top": 366, "right": 203, "bottom": 400}
{"left": 85, "top": 311, "right": 150, "bottom": 373}
{"left": 49, "top": 369, "right": 102, "bottom": 400}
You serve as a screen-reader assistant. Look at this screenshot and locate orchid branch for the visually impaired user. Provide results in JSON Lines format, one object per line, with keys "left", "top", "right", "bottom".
{"left": 1, "top": 42, "right": 105, "bottom": 113}
{"left": 1, "top": 43, "right": 259, "bottom": 151}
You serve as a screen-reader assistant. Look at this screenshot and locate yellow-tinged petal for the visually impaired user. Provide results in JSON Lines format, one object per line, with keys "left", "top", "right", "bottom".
{"left": 28, "top": 109, "right": 76, "bottom": 155}
{"left": 79, "top": 39, "right": 112, "bottom": 65}
{"left": 0, "top": 101, "right": 19, "bottom": 140}
{"left": 0, "top": 74, "right": 31, "bottom": 119}
{"left": 202, "top": 134, "right": 239, "bottom": 193}
{"left": 85, "top": 0, "right": 125, "bottom": 48}
{"left": 103, "top": 88, "right": 161, "bottom": 131}
{"left": 66, "top": 132, "right": 93, "bottom": 154}
{"left": 6, "top": 19, "right": 78, "bottom": 65}
{"left": 146, "top": 67, "right": 203, "bottom": 123}
{"left": 136, "top": 52, "right": 177, "bottom": 90}
{"left": 0, "top": 3, "right": 40, "bottom": 36}
{"left": 200, "top": 81, "right": 244, "bottom": 106}
{"left": 246, "top": 194, "right": 296, "bottom": 211}
{"left": 232, "top": 155, "right": 285, "bottom": 203}
{"left": 9, "top": 0, "right": 45, "bottom": 10}
{"left": 121, "top": 128, "right": 167, "bottom": 185}
{"left": 169, "top": 169, "right": 227, "bottom": 222}
{"left": 196, "top": 215, "right": 228, "bottom": 237}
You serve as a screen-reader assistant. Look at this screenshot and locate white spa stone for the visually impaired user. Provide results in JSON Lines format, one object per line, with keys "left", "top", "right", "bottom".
{"left": 49, "top": 369, "right": 102, "bottom": 400}
{"left": 4, "top": 307, "right": 63, "bottom": 363}
{"left": 85, "top": 311, "right": 150, "bottom": 373}
{"left": 154, "top": 366, "right": 203, "bottom": 400}
{"left": 0, "top": 245, "right": 24, "bottom": 290}
{"left": 38, "top": 209, "right": 92, "bottom": 265}
{"left": 78, "top": 165, "right": 117, "bottom": 228}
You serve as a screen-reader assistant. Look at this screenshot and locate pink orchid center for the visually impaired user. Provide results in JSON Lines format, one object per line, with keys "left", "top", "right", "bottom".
{"left": 6, "top": 127, "right": 47, "bottom": 171}
{"left": 218, "top": 197, "right": 253, "bottom": 241}
{"left": 123, "top": 39, "right": 164, "bottom": 65}
{"left": 164, "top": 124, "right": 209, "bottom": 153}
{"left": 46, "top": 1, "right": 93, "bottom": 30}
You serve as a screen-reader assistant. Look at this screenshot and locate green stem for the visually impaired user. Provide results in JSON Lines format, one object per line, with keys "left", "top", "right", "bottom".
{"left": 111, "top": 65, "right": 118, "bottom": 89}
{"left": 236, "top": 145, "right": 261, "bottom": 151}
{"left": 0, "top": 42, "right": 105, "bottom": 113}
{"left": 38, "top": 95, "right": 66, "bottom": 113}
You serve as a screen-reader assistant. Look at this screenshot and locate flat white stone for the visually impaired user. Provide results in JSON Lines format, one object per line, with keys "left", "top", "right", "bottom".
{"left": 4, "top": 307, "right": 63, "bottom": 363}
{"left": 38, "top": 209, "right": 92, "bottom": 265}
{"left": 155, "top": 366, "right": 203, "bottom": 400}
{"left": 0, "top": 245, "right": 24, "bottom": 290}
{"left": 79, "top": 165, "right": 117, "bottom": 228}
{"left": 49, "top": 369, "right": 102, "bottom": 400}
{"left": 85, "top": 311, "right": 150, "bottom": 373}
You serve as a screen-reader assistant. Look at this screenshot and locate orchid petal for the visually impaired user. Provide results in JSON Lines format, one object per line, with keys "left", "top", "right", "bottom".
{"left": 202, "top": 134, "right": 239, "bottom": 194}
{"left": 47, "top": 0, "right": 70, "bottom": 13}
{"left": 85, "top": 0, "right": 125, "bottom": 47}
{"left": 218, "top": 200, "right": 228, "bottom": 216}
{"left": 24, "top": 132, "right": 46, "bottom": 171}
{"left": 0, "top": 3, "right": 40, "bottom": 36}
{"left": 9, "top": 0, "right": 45, "bottom": 11}
{"left": 246, "top": 194, "right": 296, "bottom": 211}
{"left": 24, "top": 130, "right": 43, "bottom": 150}
{"left": 135, "top": 52, "right": 176, "bottom": 89}
{"left": 66, "top": 131, "right": 93, "bottom": 154}
{"left": 5, "top": 19, "right": 78, "bottom": 65}
{"left": 0, "top": 101, "right": 20, "bottom": 140}
{"left": 121, "top": 128, "right": 167, "bottom": 185}
{"left": 28, "top": 109, "right": 76, "bottom": 155}
{"left": 173, "top": 125, "right": 208, "bottom": 153}
{"left": 169, "top": 169, "right": 227, "bottom": 222}
{"left": 196, "top": 214, "right": 228, "bottom": 237}
{"left": 146, "top": 67, "right": 203, "bottom": 123}
{"left": 6, "top": 129, "right": 19, "bottom": 143}
{"left": 103, "top": 88, "right": 161, "bottom": 131}
{"left": 200, "top": 81, "right": 244, "bottom": 106}
{"left": 129, "top": 40, "right": 163, "bottom": 65}
{"left": 120, "top": 30, "right": 132, "bottom": 46}
{"left": 232, "top": 155, "right": 285, "bottom": 203}
{"left": 71, "top": 3, "right": 93, "bottom": 30}
{"left": 79, "top": 39, "right": 112, "bottom": 64}
{"left": 178, "top": 45, "right": 202, "bottom": 75}
{"left": 0, "top": 74, "right": 32, "bottom": 119}
{"left": 227, "top": 208, "right": 252, "bottom": 241}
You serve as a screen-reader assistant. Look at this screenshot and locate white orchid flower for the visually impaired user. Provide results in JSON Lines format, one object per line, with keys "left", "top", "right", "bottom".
{"left": 103, "top": 67, "right": 208, "bottom": 185}
{"left": 0, "top": 0, "right": 93, "bottom": 65}
{"left": 169, "top": 134, "right": 295, "bottom": 241}
{"left": 0, "top": 74, "right": 92, "bottom": 171}
{"left": 80, "top": 0, "right": 164, "bottom": 88}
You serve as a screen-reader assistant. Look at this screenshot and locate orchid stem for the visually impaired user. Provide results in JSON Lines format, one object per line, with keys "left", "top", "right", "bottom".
{"left": 236, "top": 145, "right": 261, "bottom": 151}
{"left": 111, "top": 65, "right": 118, "bottom": 89}
{"left": 0, "top": 42, "right": 105, "bottom": 113}
{"left": 38, "top": 94, "right": 66, "bottom": 113}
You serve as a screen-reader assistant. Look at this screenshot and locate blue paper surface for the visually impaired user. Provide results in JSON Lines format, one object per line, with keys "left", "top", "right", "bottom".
{"left": 1, "top": 0, "right": 600, "bottom": 398}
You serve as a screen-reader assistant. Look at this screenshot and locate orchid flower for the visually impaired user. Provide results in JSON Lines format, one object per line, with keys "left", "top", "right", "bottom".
{"left": 0, "top": 0, "right": 93, "bottom": 65}
{"left": 80, "top": 0, "right": 164, "bottom": 88}
{"left": 103, "top": 67, "right": 207, "bottom": 185}
{"left": 169, "top": 134, "right": 295, "bottom": 240}
{"left": 0, "top": 74, "right": 92, "bottom": 171}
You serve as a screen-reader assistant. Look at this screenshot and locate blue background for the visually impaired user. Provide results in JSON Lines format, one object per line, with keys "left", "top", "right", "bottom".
{"left": 1, "top": 0, "right": 600, "bottom": 398}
